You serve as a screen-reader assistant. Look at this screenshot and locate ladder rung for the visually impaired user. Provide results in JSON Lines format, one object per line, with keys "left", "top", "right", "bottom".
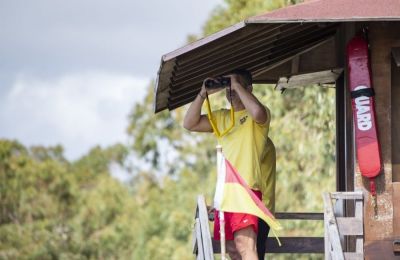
{"left": 330, "top": 191, "right": 363, "bottom": 200}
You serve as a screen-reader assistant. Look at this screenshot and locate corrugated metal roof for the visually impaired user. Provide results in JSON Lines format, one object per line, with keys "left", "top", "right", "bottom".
{"left": 154, "top": 0, "right": 400, "bottom": 113}
{"left": 249, "top": 0, "right": 400, "bottom": 22}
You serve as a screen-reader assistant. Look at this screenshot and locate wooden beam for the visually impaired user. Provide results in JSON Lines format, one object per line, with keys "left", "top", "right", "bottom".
{"left": 291, "top": 55, "right": 300, "bottom": 74}
{"left": 275, "top": 212, "right": 324, "bottom": 220}
{"left": 393, "top": 183, "right": 400, "bottom": 236}
{"left": 195, "top": 218, "right": 204, "bottom": 260}
{"left": 360, "top": 22, "right": 397, "bottom": 247}
{"left": 275, "top": 68, "right": 342, "bottom": 91}
{"left": 212, "top": 237, "right": 324, "bottom": 254}
{"left": 330, "top": 191, "right": 363, "bottom": 200}
{"left": 392, "top": 57, "right": 400, "bottom": 182}
{"left": 336, "top": 217, "right": 363, "bottom": 236}
{"left": 392, "top": 47, "right": 400, "bottom": 67}
{"left": 344, "top": 252, "right": 363, "bottom": 260}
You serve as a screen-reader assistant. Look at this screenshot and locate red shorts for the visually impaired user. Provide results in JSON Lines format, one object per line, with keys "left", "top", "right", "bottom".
{"left": 214, "top": 190, "right": 262, "bottom": 241}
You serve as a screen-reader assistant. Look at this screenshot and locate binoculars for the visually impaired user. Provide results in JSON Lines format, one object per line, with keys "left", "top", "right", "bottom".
{"left": 205, "top": 77, "right": 231, "bottom": 89}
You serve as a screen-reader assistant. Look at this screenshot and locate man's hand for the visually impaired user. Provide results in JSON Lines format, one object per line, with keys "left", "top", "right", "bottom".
{"left": 228, "top": 74, "right": 245, "bottom": 91}
{"left": 225, "top": 73, "right": 269, "bottom": 125}
{"left": 201, "top": 78, "right": 225, "bottom": 96}
{"left": 206, "top": 206, "right": 215, "bottom": 221}
{"left": 183, "top": 77, "right": 224, "bottom": 133}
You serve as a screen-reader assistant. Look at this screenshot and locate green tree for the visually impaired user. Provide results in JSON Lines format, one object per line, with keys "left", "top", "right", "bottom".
{"left": 0, "top": 140, "right": 136, "bottom": 259}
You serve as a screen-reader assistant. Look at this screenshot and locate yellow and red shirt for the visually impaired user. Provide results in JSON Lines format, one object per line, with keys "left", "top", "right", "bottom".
{"left": 211, "top": 107, "right": 276, "bottom": 212}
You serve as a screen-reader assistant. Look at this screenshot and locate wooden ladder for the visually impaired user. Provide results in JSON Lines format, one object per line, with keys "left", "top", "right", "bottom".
{"left": 323, "top": 191, "right": 364, "bottom": 260}
{"left": 193, "top": 195, "right": 214, "bottom": 260}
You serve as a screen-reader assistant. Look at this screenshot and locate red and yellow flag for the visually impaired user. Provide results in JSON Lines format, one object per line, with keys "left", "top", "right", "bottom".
{"left": 213, "top": 151, "right": 282, "bottom": 243}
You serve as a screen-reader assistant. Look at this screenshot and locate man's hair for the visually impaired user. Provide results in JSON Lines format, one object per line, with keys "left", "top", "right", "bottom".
{"left": 231, "top": 69, "right": 253, "bottom": 86}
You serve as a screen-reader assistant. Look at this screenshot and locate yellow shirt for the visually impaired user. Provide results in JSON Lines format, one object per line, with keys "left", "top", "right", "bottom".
{"left": 212, "top": 107, "right": 276, "bottom": 212}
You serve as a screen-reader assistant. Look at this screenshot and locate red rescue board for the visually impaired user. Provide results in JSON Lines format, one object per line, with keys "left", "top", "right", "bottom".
{"left": 347, "top": 35, "right": 382, "bottom": 183}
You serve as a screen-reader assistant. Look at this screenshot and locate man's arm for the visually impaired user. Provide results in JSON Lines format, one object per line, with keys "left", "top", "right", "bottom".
{"left": 230, "top": 75, "right": 269, "bottom": 124}
{"left": 183, "top": 80, "right": 223, "bottom": 132}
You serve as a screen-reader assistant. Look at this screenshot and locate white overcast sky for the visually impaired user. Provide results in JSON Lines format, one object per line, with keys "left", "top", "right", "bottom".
{"left": 0, "top": 0, "right": 223, "bottom": 160}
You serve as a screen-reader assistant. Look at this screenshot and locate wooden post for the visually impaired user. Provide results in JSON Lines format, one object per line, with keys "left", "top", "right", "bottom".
{"left": 215, "top": 145, "right": 227, "bottom": 260}
{"left": 195, "top": 218, "right": 204, "bottom": 260}
{"left": 323, "top": 192, "right": 345, "bottom": 260}
{"left": 197, "top": 195, "right": 214, "bottom": 260}
{"left": 324, "top": 206, "right": 332, "bottom": 260}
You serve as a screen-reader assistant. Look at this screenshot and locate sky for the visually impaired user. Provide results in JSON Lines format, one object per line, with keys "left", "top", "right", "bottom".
{"left": 0, "top": 0, "right": 223, "bottom": 160}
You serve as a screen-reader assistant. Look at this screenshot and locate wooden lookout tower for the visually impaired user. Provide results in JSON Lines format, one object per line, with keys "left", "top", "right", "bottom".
{"left": 154, "top": 0, "right": 400, "bottom": 258}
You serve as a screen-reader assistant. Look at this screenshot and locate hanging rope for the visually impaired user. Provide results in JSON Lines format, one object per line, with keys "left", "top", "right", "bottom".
{"left": 205, "top": 86, "right": 235, "bottom": 138}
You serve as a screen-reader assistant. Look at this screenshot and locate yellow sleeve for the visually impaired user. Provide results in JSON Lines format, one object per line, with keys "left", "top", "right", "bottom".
{"left": 255, "top": 106, "right": 271, "bottom": 138}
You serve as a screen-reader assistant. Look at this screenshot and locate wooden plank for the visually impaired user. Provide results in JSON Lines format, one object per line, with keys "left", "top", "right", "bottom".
{"left": 291, "top": 55, "right": 300, "bottom": 74}
{"left": 392, "top": 57, "right": 400, "bottom": 182}
{"left": 171, "top": 24, "right": 326, "bottom": 86}
{"left": 343, "top": 22, "right": 355, "bottom": 195}
{"left": 360, "top": 22, "right": 397, "bottom": 248}
{"left": 212, "top": 237, "right": 324, "bottom": 254}
{"left": 344, "top": 252, "right": 363, "bottom": 260}
{"left": 393, "top": 183, "right": 400, "bottom": 236}
{"left": 323, "top": 193, "right": 345, "bottom": 260}
{"left": 275, "top": 69, "right": 343, "bottom": 91}
{"left": 325, "top": 211, "right": 332, "bottom": 260}
{"left": 335, "top": 26, "right": 347, "bottom": 192}
{"left": 336, "top": 217, "right": 363, "bottom": 236}
{"left": 168, "top": 34, "right": 336, "bottom": 110}
{"left": 300, "top": 37, "right": 337, "bottom": 73}
{"left": 193, "top": 217, "right": 199, "bottom": 254}
{"left": 334, "top": 197, "right": 346, "bottom": 250}
{"left": 339, "top": 22, "right": 356, "bottom": 255}
{"left": 195, "top": 218, "right": 204, "bottom": 260}
{"left": 274, "top": 212, "right": 324, "bottom": 220}
{"left": 354, "top": 199, "right": 363, "bottom": 219}
{"left": 170, "top": 26, "right": 336, "bottom": 100}
{"left": 392, "top": 47, "right": 400, "bottom": 67}
{"left": 355, "top": 198, "right": 364, "bottom": 254}
{"left": 197, "top": 195, "right": 214, "bottom": 260}
{"left": 330, "top": 191, "right": 363, "bottom": 200}
{"left": 175, "top": 24, "right": 289, "bottom": 72}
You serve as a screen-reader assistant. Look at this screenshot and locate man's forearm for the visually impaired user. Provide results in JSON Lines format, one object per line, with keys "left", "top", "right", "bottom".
{"left": 235, "top": 86, "right": 268, "bottom": 124}
{"left": 183, "top": 90, "right": 206, "bottom": 130}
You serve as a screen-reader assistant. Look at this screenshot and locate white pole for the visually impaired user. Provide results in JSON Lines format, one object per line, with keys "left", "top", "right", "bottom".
{"left": 216, "top": 145, "right": 226, "bottom": 260}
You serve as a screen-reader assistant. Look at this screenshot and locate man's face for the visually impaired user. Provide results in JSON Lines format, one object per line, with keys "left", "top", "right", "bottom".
{"left": 225, "top": 87, "right": 239, "bottom": 104}
{"left": 225, "top": 74, "right": 251, "bottom": 104}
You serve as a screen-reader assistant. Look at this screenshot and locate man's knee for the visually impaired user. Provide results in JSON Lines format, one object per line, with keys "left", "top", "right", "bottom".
{"left": 234, "top": 226, "right": 257, "bottom": 256}
{"left": 226, "top": 240, "right": 240, "bottom": 260}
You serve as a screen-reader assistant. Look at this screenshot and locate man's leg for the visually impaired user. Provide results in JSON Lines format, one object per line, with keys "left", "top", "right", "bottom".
{"left": 226, "top": 240, "right": 241, "bottom": 260}
{"left": 233, "top": 226, "right": 258, "bottom": 260}
{"left": 256, "top": 219, "right": 270, "bottom": 260}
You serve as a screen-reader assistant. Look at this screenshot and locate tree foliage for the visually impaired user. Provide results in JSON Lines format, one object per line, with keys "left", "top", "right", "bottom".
{"left": 0, "top": 140, "right": 134, "bottom": 259}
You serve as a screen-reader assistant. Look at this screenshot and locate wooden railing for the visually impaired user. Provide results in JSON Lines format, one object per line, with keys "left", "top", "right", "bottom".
{"left": 192, "top": 195, "right": 325, "bottom": 259}
{"left": 193, "top": 195, "right": 214, "bottom": 260}
{"left": 323, "top": 192, "right": 364, "bottom": 260}
{"left": 193, "top": 192, "right": 365, "bottom": 259}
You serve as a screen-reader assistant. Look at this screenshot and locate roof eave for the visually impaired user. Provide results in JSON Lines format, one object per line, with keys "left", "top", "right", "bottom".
{"left": 247, "top": 17, "right": 400, "bottom": 23}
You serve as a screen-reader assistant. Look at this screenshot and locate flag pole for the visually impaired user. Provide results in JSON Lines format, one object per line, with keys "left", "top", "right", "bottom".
{"left": 216, "top": 145, "right": 227, "bottom": 260}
